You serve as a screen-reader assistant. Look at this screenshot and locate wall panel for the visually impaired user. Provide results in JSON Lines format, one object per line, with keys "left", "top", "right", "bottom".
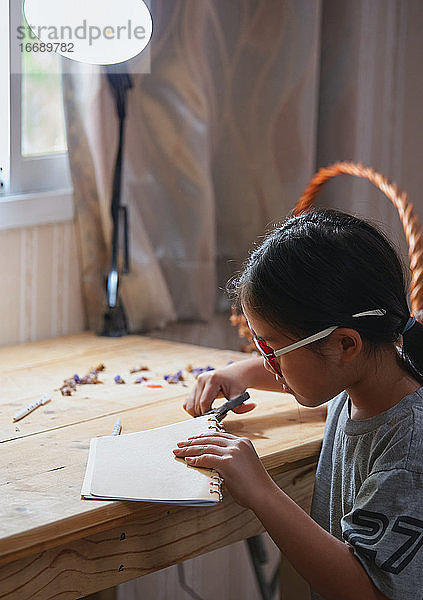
{"left": 0, "top": 221, "right": 84, "bottom": 347}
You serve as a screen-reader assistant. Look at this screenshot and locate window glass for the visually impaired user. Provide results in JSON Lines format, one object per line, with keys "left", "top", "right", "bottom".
{"left": 21, "top": 21, "right": 67, "bottom": 157}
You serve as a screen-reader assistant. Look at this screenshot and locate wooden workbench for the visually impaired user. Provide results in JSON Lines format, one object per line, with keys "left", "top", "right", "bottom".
{"left": 0, "top": 333, "right": 325, "bottom": 600}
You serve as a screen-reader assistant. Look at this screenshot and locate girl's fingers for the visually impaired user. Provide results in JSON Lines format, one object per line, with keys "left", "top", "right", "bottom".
{"left": 183, "top": 376, "right": 206, "bottom": 416}
{"left": 185, "top": 432, "right": 238, "bottom": 442}
{"left": 177, "top": 435, "right": 232, "bottom": 448}
{"left": 173, "top": 444, "right": 226, "bottom": 457}
{"left": 183, "top": 364, "right": 251, "bottom": 417}
{"left": 183, "top": 454, "right": 221, "bottom": 469}
{"left": 193, "top": 377, "right": 208, "bottom": 416}
{"left": 196, "top": 378, "right": 222, "bottom": 416}
{"left": 184, "top": 373, "right": 223, "bottom": 417}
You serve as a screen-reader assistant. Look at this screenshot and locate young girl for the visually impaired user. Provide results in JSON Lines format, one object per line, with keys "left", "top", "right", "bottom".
{"left": 173, "top": 209, "right": 423, "bottom": 600}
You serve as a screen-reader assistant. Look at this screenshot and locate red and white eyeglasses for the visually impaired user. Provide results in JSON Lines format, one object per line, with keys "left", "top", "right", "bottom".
{"left": 248, "top": 309, "right": 386, "bottom": 377}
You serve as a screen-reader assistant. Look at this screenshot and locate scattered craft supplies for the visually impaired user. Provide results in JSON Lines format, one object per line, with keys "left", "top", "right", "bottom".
{"left": 16, "top": 361, "right": 219, "bottom": 422}
{"left": 59, "top": 362, "right": 216, "bottom": 394}
{"left": 112, "top": 418, "right": 122, "bottom": 436}
{"left": 129, "top": 365, "right": 150, "bottom": 373}
{"left": 81, "top": 415, "right": 224, "bottom": 506}
{"left": 165, "top": 365, "right": 215, "bottom": 383}
{"left": 164, "top": 370, "right": 184, "bottom": 384}
{"left": 59, "top": 363, "right": 106, "bottom": 396}
{"left": 13, "top": 394, "right": 52, "bottom": 422}
{"left": 190, "top": 365, "right": 215, "bottom": 378}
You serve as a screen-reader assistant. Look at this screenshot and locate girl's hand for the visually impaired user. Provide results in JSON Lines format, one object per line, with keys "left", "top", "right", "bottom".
{"left": 173, "top": 432, "right": 273, "bottom": 508}
{"left": 183, "top": 363, "right": 256, "bottom": 417}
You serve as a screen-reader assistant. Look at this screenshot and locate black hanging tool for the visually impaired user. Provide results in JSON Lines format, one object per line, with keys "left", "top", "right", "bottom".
{"left": 101, "top": 65, "right": 133, "bottom": 337}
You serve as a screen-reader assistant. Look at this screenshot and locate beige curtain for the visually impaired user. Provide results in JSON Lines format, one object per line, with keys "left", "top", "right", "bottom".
{"left": 63, "top": 0, "right": 321, "bottom": 333}
{"left": 316, "top": 0, "right": 423, "bottom": 261}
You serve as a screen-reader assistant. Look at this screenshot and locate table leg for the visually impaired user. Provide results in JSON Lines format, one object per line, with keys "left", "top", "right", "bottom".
{"left": 246, "top": 535, "right": 276, "bottom": 600}
{"left": 279, "top": 556, "right": 310, "bottom": 600}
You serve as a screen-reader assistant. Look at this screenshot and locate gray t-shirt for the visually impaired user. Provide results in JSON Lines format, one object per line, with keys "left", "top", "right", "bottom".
{"left": 310, "top": 387, "right": 423, "bottom": 600}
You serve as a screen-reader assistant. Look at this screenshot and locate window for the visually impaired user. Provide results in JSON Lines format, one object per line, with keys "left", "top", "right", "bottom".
{"left": 22, "top": 52, "right": 67, "bottom": 157}
{"left": 0, "top": 0, "right": 10, "bottom": 194}
{"left": 0, "top": 0, "right": 73, "bottom": 229}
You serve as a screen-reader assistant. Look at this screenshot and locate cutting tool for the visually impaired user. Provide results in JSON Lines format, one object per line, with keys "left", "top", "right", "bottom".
{"left": 204, "top": 391, "right": 250, "bottom": 421}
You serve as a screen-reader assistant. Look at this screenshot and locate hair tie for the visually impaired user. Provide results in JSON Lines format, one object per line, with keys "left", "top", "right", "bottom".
{"left": 402, "top": 316, "right": 416, "bottom": 335}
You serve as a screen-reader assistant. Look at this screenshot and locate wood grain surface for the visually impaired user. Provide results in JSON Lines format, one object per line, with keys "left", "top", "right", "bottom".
{"left": 0, "top": 333, "right": 325, "bottom": 599}
{"left": 1, "top": 463, "right": 316, "bottom": 600}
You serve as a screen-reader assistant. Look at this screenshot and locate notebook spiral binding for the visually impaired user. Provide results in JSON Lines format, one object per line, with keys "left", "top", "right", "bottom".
{"left": 207, "top": 416, "right": 225, "bottom": 501}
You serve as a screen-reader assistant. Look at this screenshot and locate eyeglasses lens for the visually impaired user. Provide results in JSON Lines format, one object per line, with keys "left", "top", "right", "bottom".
{"left": 252, "top": 335, "right": 282, "bottom": 377}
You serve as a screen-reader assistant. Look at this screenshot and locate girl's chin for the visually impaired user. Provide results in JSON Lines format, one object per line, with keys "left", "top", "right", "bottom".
{"left": 276, "top": 376, "right": 294, "bottom": 395}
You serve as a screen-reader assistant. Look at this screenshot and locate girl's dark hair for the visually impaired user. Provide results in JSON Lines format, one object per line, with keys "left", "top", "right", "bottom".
{"left": 235, "top": 208, "right": 423, "bottom": 383}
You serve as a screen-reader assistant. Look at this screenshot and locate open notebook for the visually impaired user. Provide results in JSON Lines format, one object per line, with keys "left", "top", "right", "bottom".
{"left": 81, "top": 414, "right": 224, "bottom": 506}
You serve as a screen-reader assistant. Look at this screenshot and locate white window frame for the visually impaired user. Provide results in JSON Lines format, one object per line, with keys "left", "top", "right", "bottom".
{"left": 0, "top": 0, "right": 74, "bottom": 230}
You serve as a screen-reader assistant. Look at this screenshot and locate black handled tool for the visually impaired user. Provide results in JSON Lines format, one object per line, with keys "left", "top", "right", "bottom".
{"left": 204, "top": 391, "right": 250, "bottom": 421}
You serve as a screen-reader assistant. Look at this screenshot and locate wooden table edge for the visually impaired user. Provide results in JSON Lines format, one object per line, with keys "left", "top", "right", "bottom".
{"left": 0, "top": 445, "right": 322, "bottom": 568}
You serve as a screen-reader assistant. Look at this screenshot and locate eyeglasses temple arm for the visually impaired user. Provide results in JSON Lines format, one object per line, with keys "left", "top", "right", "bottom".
{"left": 274, "top": 326, "right": 337, "bottom": 357}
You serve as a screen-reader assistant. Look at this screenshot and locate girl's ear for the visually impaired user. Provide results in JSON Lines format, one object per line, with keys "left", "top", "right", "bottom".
{"left": 333, "top": 328, "right": 362, "bottom": 362}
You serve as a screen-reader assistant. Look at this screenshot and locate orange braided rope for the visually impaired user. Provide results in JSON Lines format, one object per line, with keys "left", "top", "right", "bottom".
{"left": 295, "top": 162, "right": 423, "bottom": 313}
{"left": 232, "top": 161, "right": 423, "bottom": 350}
